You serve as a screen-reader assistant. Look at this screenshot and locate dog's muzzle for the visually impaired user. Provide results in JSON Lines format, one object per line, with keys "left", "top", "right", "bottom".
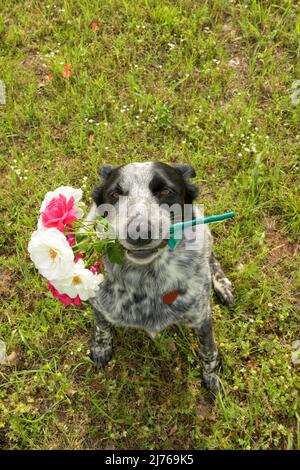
{"left": 126, "top": 221, "right": 152, "bottom": 248}
{"left": 122, "top": 221, "right": 167, "bottom": 263}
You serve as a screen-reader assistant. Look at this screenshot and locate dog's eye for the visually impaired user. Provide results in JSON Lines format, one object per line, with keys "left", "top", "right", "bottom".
{"left": 159, "top": 188, "right": 173, "bottom": 197}
{"left": 110, "top": 190, "right": 122, "bottom": 199}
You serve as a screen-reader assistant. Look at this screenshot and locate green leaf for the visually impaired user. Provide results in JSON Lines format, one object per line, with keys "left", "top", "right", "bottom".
{"left": 75, "top": 232, "right": 88, "bottom": 244}
{"left": 93, "top": 240, "right": 109, "bottom": 255}
{"left": 107, "top": 243, "right": 125, "bottom": 265}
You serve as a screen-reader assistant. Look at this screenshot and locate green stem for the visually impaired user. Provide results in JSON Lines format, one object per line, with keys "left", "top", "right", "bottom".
{"left": 170, "top": 211, "right": 236, "bottom": 233}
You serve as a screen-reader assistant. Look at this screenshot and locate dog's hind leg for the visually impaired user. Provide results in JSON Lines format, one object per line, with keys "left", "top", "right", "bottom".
{"left": 193, "top": 311, "right": 220, "bottom": 396}
{"left": 90, "top": 309, "right": 113, "bottom": 369}
{"left": 210, "top": 252, "right": 234, "bottom": 307}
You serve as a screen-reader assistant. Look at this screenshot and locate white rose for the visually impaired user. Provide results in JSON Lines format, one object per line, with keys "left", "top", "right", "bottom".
{"left": 40, "top": 186, "right": 85, "bottom": 218}
{"left": 51, "top": 259, "right": 103, "bottom": 301}
{"left": 28, "top": 228, "right": 75, "bottom": 280}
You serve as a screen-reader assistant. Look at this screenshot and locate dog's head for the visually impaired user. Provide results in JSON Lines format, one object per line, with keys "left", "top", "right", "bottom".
{"left": 93, "top": 162, "right": 198, "bottom": 264}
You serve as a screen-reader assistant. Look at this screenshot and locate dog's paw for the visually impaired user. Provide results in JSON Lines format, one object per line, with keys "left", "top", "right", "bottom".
{"left": 203, "top": 372, "right": 220, "bottom": 396}
{"left": 214, "top": 278, "right": 234, "bottom": 307}
{"left": 90, "top": 343, "right": 113, "bottom": 370}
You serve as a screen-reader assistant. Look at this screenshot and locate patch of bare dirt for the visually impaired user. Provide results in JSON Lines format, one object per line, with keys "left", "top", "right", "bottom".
{"left": 21, "top": 49, "right": 47, "bottom": 78}
{"left": 264, "top": 217, "right": 299, "bottom": 268}
{"left": 197, "top": 396, "right": 214, "bottom": 420}
{"left": 0, "top": 268, "right": 15, "bottom": 297}
{"left": 221, "top": 21, "right": 249, "bottom": 85}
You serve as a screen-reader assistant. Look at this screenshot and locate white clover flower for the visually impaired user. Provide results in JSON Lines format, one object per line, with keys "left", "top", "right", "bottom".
{"left": 28, "top": 228, "right": 75, "bottom": 280}
{"left": 40, "top": 186, "right": 85, "bottom": 218}
{"left": 51, "top": 259, "right": 103, "bottom": 300}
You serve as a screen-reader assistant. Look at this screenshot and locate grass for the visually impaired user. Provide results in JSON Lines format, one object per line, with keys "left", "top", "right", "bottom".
{"left": 0, "top": 0, "right": 299, "bottom": 450}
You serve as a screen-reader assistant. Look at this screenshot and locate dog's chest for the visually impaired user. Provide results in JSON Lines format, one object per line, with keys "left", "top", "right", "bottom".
{"left": 90, "top": 249, "right": 211, "bottom": 334}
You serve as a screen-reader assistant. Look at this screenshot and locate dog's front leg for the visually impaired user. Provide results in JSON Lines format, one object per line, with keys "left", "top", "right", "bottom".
{"left": 194, "top": 313, "right": 220, "bottom": 396}
{"left": 90, "top": 309, "right": 113, "bottom": 369}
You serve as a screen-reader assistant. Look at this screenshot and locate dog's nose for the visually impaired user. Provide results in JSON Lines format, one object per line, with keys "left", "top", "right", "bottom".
{"left": 126, "top": 222, "right": 152, "bottom": 247}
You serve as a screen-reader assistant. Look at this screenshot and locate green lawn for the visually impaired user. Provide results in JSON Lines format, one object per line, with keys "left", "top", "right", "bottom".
{"left": 0, "top": 0, "right": 299, "bottom": 450}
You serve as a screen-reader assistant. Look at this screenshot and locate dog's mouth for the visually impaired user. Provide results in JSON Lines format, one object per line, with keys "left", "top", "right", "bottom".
{"left": 126, "top": 248, "right": 157, "bottom": 259}
{"left": 125, "top": 241, "right": 167, "bottom": 263}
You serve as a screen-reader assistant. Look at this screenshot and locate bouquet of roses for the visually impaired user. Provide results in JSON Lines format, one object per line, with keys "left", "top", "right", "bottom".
{"left": 28, "top": 186, "right": 124, "bottom": 307}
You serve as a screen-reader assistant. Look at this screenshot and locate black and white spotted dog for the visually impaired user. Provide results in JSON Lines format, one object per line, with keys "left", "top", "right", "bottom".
{"left": 87, "top": 162, "right": 234, "bottom": 395}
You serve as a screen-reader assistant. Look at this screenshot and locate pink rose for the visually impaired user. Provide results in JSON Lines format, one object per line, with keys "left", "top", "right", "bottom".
{"left": 89, "top": 264, "right": 99, "bottom": 275}
{"left": 74, "top": 253, "right": 84, "bottom": 263}
{"left": 41, "top": 194, "right": 78, "bottom": 233}
{"left": 66, "top": 234, "right": 76, "bottom": 247}
{"left": 89, "top": 259, "right": 104, "bottom": 274}
{"left": 48, "top": 281, "right": 81, "bottom": 307}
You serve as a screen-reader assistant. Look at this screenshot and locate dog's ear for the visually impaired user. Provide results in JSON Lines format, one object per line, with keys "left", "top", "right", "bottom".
{"left": 174, "top": 164, "right": 196, "bottom": 180}
{"left": 174, "top": 164, "right": 198, "bottom": 203}
{"left": 93, "top": 165, "right": 115, "bottom": 206}
{"left": 184, "top": 181, "right": 198, "bottom": 204}
{"left": 92, "top": 185, "right": 104, "bottom": 207}
{"left": 99, "top": 164, "right": 114, "bottom": 179}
